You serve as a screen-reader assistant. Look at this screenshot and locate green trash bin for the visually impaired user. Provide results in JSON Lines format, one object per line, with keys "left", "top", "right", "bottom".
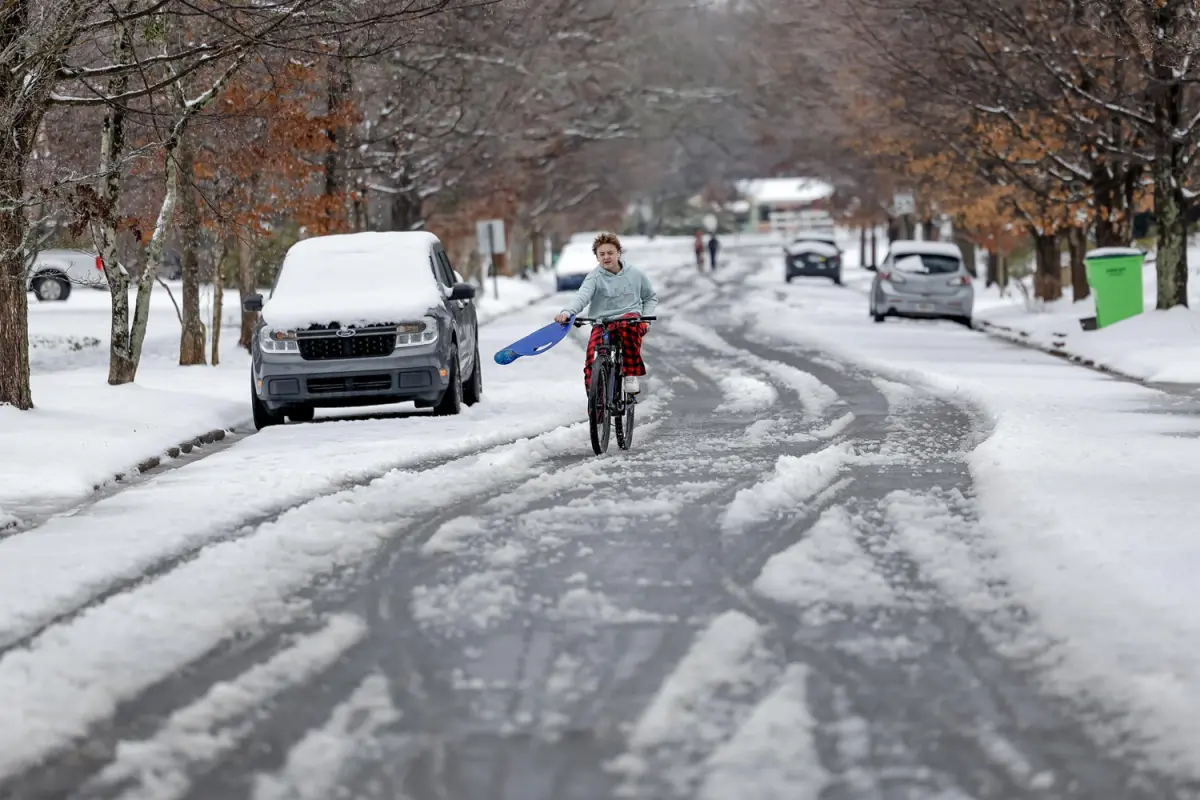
{"left": 1084, "top": 247, "right": 1145, "bottom": 328}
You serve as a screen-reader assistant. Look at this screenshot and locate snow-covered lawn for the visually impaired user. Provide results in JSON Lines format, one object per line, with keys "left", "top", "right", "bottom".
{"left": 1, "top": 273, "right": 557, "bottom": 528}
{"left": 725, "top": 247, "right": 1200, "bottom": 776}
{"left": 973, "top": 244, "right": 1200, "bottom": 384}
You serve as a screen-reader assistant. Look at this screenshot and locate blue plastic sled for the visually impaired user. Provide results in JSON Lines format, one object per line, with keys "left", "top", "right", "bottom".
{"left": 494, "top": 316, "right": 575, "bottom": 365}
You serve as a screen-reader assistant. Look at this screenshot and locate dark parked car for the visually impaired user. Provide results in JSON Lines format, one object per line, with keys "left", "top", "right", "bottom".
{"left": 784, "top": 233, "right": 842, "bottom": 285}
{"left": 243, "top": 231, "right": 481, "bottom": 429}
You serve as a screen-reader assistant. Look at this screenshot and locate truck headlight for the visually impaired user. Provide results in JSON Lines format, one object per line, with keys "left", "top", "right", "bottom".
{"left": 396, "top": 317, "right": 438, "bottom": 347}
{"left": 260, "top": 329, "right": 299, "bottom": 353}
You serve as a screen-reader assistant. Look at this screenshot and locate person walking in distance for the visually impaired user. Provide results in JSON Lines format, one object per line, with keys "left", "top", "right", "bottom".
{"left": 694, "top": 230, "right": 705, "bottom": 271}
{"left": 707, "top": 232, "right": 720, "bottom": 270}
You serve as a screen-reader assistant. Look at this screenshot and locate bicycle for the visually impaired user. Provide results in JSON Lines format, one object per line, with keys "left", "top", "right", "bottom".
{"left": 572, "top": 315, "right": 657, "bottom": 455}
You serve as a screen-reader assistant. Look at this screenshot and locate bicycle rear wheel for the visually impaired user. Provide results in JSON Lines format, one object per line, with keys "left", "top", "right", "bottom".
{"left": 588, "top": 361, "right": 611, "bottom": 455}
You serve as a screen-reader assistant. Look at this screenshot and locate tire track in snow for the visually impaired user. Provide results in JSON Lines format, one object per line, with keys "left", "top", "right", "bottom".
{"left": 75, "top": 615, "right": 368, "bottom": 800}
{"left": 720, "top": 338, "right": 1190, "bottom": 799}
{"left": 0, "top": 419, "right": 592, "bottom": 661}
{"left": 250, "top": 672, "right": 402, "bottom": 800}
{"left": 0, "top": 422, "right": 615, "bottom": 794}
{"left": 680, "top": 269, "right": 1191, "bottom": 799}
{"left": 1, "top": 377, "right": 686, "bottom": 799}
{"left": 608, "top": 611, "right": 782, "bottom": 797}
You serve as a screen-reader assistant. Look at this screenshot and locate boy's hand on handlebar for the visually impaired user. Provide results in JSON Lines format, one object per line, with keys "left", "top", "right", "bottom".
{"left": 555, "top": 312, "right": 571, "bottom": 324}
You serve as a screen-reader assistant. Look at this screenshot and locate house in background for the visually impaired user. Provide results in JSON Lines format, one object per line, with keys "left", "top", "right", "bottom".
{"left": 734, "top": 177, "right": 835, "bottom": 233}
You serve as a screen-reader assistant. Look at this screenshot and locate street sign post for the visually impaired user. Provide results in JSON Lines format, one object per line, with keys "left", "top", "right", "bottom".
{"left": 891, "top": 192, "right": 915, "bottom": 216}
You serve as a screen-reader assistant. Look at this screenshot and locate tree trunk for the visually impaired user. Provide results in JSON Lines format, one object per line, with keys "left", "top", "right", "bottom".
{"left": 1033, "top": 232, "right": 1063, "bottom": 302}
{"left": 0, "top": 0, "right": 51, "bottom": 409}
{"left": 238, "top": 233, "right": 256, "bottom": 350}
{"left": 211, "top": 238, "right": 230, "bottom": 366}
{"left": 1149, "top": 5, "right": 1189, "bottom": 308}
{"left": 954, "top": 228, "right": 976, "bottom": 277}
{"left": 0, "top": 189, "right": 33, "bottom": 409}
{"left": 1092, "top": 164, "right": 1124, "bottom": 247}
{"left": 509, "top": 217, "right": 529, "bottom": 277}
{"left": 111, "top": 144, "right": 183, "bottom": 385}
{"left": 1152, "top": 149, "right": 1189, "bottom": 308}
{"left": 869, "top": 226, "right": 877, "bottom": 268}
{"left": 90, "top": 23, "right": 134, "bottom": 386}
{"left": 178, "top": 135, "right": 207, "bottom": 365}
{"left": 922, "top": 217, "right": 937, "bottom": 241}
{"left": 388, "top": 190, "right": 421, "bottom": 231}
{"left": 352, "top": 177, "right": 368, "bottom": 231}
{"left": 1066, "top": 225, "right": 1090, "bottom": 301}
{"left": 323, "top": 53, "right": 353, "bottom": 231}
{"left": 985, "top": 249, "right": 996, "bottom": 287}
{"left": 532, "top": 228, "right": 546, "bottom": 272}
{"left": 859, "top": 226, "right": 867, "bottom": 267}
{"left": 1120, "top": 165, "right": 1141, "bottom": 245}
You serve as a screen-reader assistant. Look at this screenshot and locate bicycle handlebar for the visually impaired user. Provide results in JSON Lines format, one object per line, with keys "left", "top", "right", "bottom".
{"left": 572, "top": 315, "right": 657, "bottom": 327}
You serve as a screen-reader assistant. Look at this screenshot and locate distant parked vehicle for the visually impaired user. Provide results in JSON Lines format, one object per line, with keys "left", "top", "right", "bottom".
{"left": 26, "top": 248, "right": 107, "bottom": 302}
{"left": 869, "top": 240, "right": 974, "bottom": 326}
{"left": 786, "top": 229, "right": 839, "bottom": 252}
{"left": 784, "top": 235, "right": 842, "bottom": 285}
{"left": 554, "top": 240, "right": 596, "bottom": 292}
{"left": 242, "top": 231, "right": 480, "bottom": 429}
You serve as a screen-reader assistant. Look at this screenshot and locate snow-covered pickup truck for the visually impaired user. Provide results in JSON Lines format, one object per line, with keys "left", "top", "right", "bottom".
{"left": 26, "top": 248, "right": 108, "bottom": 302}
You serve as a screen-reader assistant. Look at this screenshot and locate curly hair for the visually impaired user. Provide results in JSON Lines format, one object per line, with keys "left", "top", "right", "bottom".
{"left": 591, "top": 231, "right": 622, "bottom": 254}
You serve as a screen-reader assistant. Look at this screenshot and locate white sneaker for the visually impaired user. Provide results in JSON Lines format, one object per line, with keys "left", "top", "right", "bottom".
{"left": 624, "top": 376, "right": 640, "bottom": 394}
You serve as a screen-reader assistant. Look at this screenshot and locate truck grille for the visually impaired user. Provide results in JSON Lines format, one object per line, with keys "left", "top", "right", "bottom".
{"left": 307, "top": 374, "right": 393, "bottom": 394}
{"left": 298, "top": 332, "right": 395, "bottom": 361}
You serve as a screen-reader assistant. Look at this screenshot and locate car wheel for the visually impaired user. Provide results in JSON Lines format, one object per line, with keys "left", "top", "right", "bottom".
{"left": 33, "top": 274, "right": 71, "bottom": 302}
{"left": 832, "top": 274, "right": 843, "bottom": 286}
{"left": 951, "top": 315, "right": 973, "bottom": 328}
{"left": 251, "top": 378, "right": 282, "bottom": 430}
{"left": 785, "top": 274, "right": 793, "bottom": 283}
{"left": 873, "top": 312, "right": 886, "bottom": 323}
{"left": 434, "top": 344, "right": 463, "bottom": 416}
{"left": 287, "top": 405, "right": 315, "bottom": 423}
{"left": 463, "top": 344, "right": 483, "bottom": 406}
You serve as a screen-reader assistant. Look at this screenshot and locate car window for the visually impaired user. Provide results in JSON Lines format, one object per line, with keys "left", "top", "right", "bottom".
{"left": 894, "top": 254, "right": 960, "bottom": 275}
{"left": 429, "top": 253, "right": 449, "bottom": 287}
{"left": 437, "top": 251, "right": 457, "bottom": 285}
{"left": 430, "top": 250, "right": 455, "bottom": 287}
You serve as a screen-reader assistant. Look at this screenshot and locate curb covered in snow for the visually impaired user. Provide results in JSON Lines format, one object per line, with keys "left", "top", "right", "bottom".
{"left": 973, "top": 318, "right": 1152, "bottom": 385}
{"left": 1, "top": 426, "right": 247, "bottom": 535}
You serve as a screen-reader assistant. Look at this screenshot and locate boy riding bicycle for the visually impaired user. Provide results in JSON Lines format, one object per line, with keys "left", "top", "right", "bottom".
{"left": 555, "top": 232, "right": 658, "bottom": 394}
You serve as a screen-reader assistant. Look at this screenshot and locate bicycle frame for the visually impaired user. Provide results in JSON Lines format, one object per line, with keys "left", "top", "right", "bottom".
{"left": 594, "top": 328, "right": 624, "bottom": 412}
{"left": 573, "top": 314, "right": 656, "bottom": 454}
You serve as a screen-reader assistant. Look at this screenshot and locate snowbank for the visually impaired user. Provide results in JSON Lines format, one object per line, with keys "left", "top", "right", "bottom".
{"left": 0, "top": 366, "right": 248, "bottom": 524}
{"left": 974, "top": 243, "right": 1200, "bottom": 384}
{"left": 474, "top": 272, "right": 557, "bottom": 323}
{"left": 979, "top": 303, "right": 1200, "bottom": 383}
{"left": 5, "top": 293, "right": 253, "bottom": 529}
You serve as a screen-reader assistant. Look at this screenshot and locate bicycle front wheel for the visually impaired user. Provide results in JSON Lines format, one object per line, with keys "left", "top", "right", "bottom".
{"left": 588, "top": 361, "right": 611, "bottom": 455}
{"left": 616, "top": 394, "right": 635, "bottom": 450}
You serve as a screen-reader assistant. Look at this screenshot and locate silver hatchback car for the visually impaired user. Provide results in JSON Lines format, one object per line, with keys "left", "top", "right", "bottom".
{"left": 870, "top": 240, "right": 974, "bottom": 326}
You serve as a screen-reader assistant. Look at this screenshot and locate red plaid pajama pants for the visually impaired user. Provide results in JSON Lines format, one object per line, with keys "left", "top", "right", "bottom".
{"left": 583, "top": 313, "right": 648, "bottom": 390}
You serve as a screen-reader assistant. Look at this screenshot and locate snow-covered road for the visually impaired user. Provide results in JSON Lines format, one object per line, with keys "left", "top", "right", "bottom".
{"left": 2, "top": 244, "right": 1197, "bottom": 800}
